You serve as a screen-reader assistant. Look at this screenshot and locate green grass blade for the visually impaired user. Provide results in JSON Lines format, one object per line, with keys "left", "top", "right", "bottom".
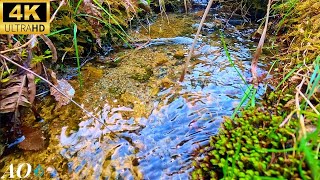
{"left": 220, "top": 31, "right": 248, "bottom": 87}
{"left": 231, "top": 85, "right": 254, "bottom": 119}
{"left": 73, "top": 23, "right": 83, "bottom": 87}
{"left": 75, "top": 14, "right": 131, "bottom": 47}
{"left": 251, "top": 88, "right": 257, "bottom": 107}
{"left": 74, "top": 0, "right": 83, "bottom": 15}
{"left": 92, "top": 0, "right": 130, "bottom": 39}
{"left": 47, "top": 28, "right": 71, "bottom": 37}
{"left": 274, "top": 0, "right": 299, "bottom": 34}
{"left": 306, "top": 56, "right": 320, "bottom": 99}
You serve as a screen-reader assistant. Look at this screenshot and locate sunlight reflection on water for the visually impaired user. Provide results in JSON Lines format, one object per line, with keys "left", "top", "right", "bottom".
{"left": 58, "top": 12, "right": 268, "bottom": 179}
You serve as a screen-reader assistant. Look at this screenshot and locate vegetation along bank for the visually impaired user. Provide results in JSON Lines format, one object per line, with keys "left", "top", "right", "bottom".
{"left": 0, "top": 0, "right": 319, "bottom": 179}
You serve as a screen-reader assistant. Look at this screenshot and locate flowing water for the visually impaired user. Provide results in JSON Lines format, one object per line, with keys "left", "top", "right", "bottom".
{"left": 1, "top": 7, "right": 269, "bottom": 180}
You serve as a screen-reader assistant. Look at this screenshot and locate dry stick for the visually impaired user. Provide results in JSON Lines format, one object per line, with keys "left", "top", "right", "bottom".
{"left": 297, "top": 90, "right": 320, "bottom": 115}
{"left": 296, "top": 77, "right": 307, "bottom": 137}
{"left": 184, "top": 0, "right": 188, "bottom": 13}
{"left": 0, "top": 0, "right": 65, "bottom": 54}
{"left": 0, "top": 58, "right": 10, "bottom": 72}
{"left": 179, "top": 0, "right": 214, "bottom": 82}
{"left": 0, "top": 54, "right": 110, "bottom": 128}
{"left": 251, "top": 0, "right": 272, "bottom": 87}
{"left": 279, "top": 109, "right": 297, "bottom": 127}
{"left": 0, "top": 1, "right": 122, "bottom": 138}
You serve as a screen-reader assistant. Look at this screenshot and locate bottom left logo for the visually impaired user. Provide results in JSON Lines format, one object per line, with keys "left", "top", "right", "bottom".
{"left": 1, "top": 163, "right": 44, "bottom": 179}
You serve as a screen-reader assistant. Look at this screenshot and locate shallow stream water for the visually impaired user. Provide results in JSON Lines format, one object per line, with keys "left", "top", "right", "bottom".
{"left": 1, "top": 7, "right": 268, "bottom": 180}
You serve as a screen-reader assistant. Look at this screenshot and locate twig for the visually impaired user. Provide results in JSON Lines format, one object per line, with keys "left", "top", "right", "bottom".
{"left": 297, "top": 88, "right": 319, "bottom": 115}
{"left": 35, "top": 90, "right": 50, "bottom": 97}
{"left": 184, "top": 0, "right": 188, "bottom": 13}
{"left": 50, "top": 0, "right": 66, "bottom": 23}
{"left": 296, "top": 77, "right": 306, "bottom": 137}
{"left": 179, "top": 0, "right": 215, "bottom": 82}
{"left": 0, "top": 36, "right": 38, "bottom": 54}
{"left": 251, "top": 0, "right": 272, "bottom": 87}
{"left": 0, "top": 58, "right": 10, "bottom": 72}
{"left": 279, "top": 109, "right": 297, "bottom": 127}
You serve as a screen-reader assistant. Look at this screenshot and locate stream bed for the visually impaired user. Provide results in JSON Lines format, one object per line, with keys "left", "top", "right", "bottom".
{"left": 1, "top": 7, "right": 269, "bottom": 180}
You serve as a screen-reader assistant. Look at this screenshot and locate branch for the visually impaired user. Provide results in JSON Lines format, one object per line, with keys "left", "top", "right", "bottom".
{"left": 0, "top": 54, "right": 109, "bottom": 128}
{"left": 179, "top": 0, "right": 215, "bottom": 82}
{"left": 251, "top": 0, "right": 272, "bottom": 87}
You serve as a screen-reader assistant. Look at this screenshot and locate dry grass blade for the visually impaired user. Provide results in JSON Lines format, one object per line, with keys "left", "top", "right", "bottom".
{"left": 179, "top": 0, "right": 215, "bottom": 82}
{"left": 296, "top": 77, "right": 306, "bottom": 137}
{"left": 158, "top": 0, "right": 169, "bottom": 23}
{"left": 279, "top": 109, "right": 297, "bottom": 127}
{"left": 297, "top": 89, "right": 320, "bottom": 115}
{"left": 184, "top": 0, "right": 188, "bottom": 13}
{"left": 39, "top": 35, "right": 58, "bottom": 62}
{"left": 251, "top": 0, "right": 272, "bottom": 87}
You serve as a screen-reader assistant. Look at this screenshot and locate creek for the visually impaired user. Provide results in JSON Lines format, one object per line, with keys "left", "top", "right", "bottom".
{"left": 1, "top": 6, "right": 269, "bottom": 180}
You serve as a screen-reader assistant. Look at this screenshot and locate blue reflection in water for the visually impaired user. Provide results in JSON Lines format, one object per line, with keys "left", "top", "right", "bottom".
{"left": 58, "top": 18, "right": 268, "bottom": 179}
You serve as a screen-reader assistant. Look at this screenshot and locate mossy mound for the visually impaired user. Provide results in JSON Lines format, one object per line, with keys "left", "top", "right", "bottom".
{"left": 192, "top": 108, "right": 315, "bottom": 179}
{"left": 275, "top": 0, "right": 320, "bottom": 63}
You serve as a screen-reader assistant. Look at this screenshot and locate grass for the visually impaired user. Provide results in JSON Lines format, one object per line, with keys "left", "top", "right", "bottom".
{"left": 47, "top": 28, "right": 71, "bottom": 37}
{"left": 75, "top": 14, "right": 131, "bottom": 47}
{"left": 227, "top": 55, "right": 319, "bottom": 179}
{"left": 48, "top": 0, "right": 134, "bottom": 86}
{"left": 192, "top": 0, "right": 320, "bottom": 176}
{"left": 220, "top": 31, "right": 257, "bottom": 119}
{"left": 275, "top": 64, "right": 302, "bottom": 90}
{"left": 92, "top": 0, "right": 130, "bottom": 38}
{"left": 73, "top": 23, "right": 83, "bottom": 87}
{"left": 305, "top": 56, "right": 320, "bottom": 104}
{"left": 272, "top": 0, "right": 299, "bottom": 34}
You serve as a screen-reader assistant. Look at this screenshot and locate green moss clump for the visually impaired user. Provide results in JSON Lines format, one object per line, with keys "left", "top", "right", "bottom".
{"left": 130, "top": 68, "right": 153, "bottom": 83}
{"left": 108, "top": 86, "right": 125, "bottom": 97}
{"left": 192, "top": 108, "right": 313, "bottom": 179}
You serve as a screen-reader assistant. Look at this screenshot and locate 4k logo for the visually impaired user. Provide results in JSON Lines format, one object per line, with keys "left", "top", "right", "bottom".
{"left": 0, "top": 0, "right": 50, "bottom": 34}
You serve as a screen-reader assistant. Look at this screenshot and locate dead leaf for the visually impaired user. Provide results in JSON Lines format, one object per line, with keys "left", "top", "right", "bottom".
{"left": 18, "top": 126, "right": 46, "bottom": 151}
{"left": 82, "top": 0, "right": 103, "bottom": 47}
{"left": 0, "top": 75, "right": 33, "bottom": 113}
{"left": 50, "top": 79, "right": 75, "bottom": 109}
{"left": 26, "top": 73, "right": 36, "bottom": 104}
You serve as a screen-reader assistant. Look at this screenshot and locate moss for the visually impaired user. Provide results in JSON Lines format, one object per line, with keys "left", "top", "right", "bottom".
{"left": 108, "top": 86, "right": 125, "bottom": 96}
{"left": 138, "top": 14, "right": 195, "bottom": 38}
{"left": 275, "top": 0, "right": 320, "bottom": 64}
{"left": 120, "top": 92, "right": 148, "bottom": 117}
{"left": 192, "top": 108, "right": 313, "bottom": 179}
{"left": 130, "top": 67, "right": 153, "bottom": 83}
